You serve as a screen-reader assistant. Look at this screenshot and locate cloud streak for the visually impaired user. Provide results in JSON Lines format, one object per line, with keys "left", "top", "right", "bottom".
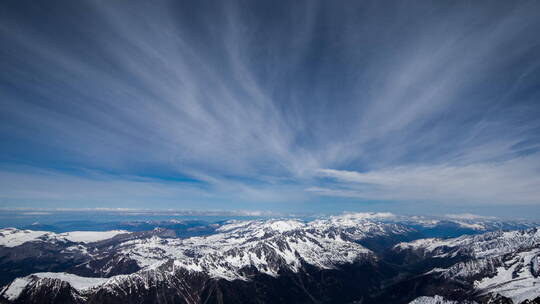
{"left": 0, "top": 0, "right": 539, "bottom": 215}
{"left": 314, "top": 156, "right": 540, "bottom": 204}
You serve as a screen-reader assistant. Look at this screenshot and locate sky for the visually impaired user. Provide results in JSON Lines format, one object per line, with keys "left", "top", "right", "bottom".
{"left": 1, "top": 0, "right": 540, "bottom": 218}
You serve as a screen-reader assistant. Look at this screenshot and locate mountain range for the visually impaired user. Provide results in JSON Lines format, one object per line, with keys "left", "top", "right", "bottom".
{"left": 1, "top": 213, "right": 539, "bottom": 304}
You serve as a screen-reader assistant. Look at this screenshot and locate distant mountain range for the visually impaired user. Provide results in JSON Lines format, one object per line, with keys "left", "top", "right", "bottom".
{"left": 1, "top": 213, "right": 539, "bottom": 303}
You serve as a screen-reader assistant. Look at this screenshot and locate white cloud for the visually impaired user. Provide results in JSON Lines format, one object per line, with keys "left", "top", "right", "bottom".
{"left": 1, "top": 1, "right": 539, "bottom": 211}
{"left": 315, "top": 156, "right": 540, "bottom": 205}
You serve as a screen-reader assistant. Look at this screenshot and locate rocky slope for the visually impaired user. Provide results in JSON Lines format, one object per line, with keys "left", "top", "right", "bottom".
{"left": 382, "top": 228, "right": 540, "bottom": 304}
{"left": 1, "top": 213, "right": 539, "bottom": 303}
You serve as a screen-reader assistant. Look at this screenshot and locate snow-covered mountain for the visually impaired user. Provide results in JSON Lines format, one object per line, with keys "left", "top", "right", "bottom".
{"left": 0, "top": 228, "right": 128, "bottom": 247}
{"left": 1, "top": 215, "right": 412, "bottom": 281}
{"left": 0, "top": 213, "right": 539, "bottom": 304}
{"left": 394, "top": 228, "right": 540, "bottom": 259}
{"left": 409, "top": 295, "right": 478, "bottom": 304}
{"left": 390, "top": 228, "right": 540, "bottom": 304}
{"left": 112, "top": 218, "right": 376, "bottom": 280}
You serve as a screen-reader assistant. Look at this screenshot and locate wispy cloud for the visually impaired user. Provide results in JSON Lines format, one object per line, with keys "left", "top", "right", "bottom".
{"left": 0, "top": 165, "right": 310, "bottom": 209}
{"left": 0, "top": 0, "right": 539, "bottom": 214}
{"left": 314, "top": 156, "right": 540, "bottom": 204}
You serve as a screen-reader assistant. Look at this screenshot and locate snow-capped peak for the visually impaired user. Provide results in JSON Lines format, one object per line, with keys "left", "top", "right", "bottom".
{"left": 0, "top": 228, "right": 128, "bottom": 247}
{"left": 409, "top": 295, "right": 477, "bottom": 304}
{"left": 119, "top": 218, "right": 374, "bottom": 281}
{"left": 216, "top": 219, "right": 306, "bottom": 234}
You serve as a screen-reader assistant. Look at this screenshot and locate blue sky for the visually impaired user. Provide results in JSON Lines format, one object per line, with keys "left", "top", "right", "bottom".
{"left": 1, "top": 0, "right": 540, "bottom": 217}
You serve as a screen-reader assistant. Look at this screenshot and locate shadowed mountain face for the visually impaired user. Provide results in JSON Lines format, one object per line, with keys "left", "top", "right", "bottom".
{"left": 1, "top": 214, "right": 540, "bottom": 304}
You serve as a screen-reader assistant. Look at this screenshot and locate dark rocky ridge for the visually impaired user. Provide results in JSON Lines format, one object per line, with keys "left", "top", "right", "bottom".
{"left": 1, "top": 216, "right": 539, "bottom": 304}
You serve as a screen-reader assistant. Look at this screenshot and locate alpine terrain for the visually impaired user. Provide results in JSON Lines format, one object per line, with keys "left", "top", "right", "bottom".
{"left": 1, "top": 213, "right": 539, "bottom": 304}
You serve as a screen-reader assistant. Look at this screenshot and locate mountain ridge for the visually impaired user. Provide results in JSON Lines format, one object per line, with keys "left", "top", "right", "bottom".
{"left": 1, "top": 213, "right": 540, "bottom": 303}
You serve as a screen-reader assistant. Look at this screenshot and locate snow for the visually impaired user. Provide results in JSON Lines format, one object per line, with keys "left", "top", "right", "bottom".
{"left": 0, "top": 273, "right": 110, "bottom": 300}
{"left": 121, "top": 228, "right": 371, "bottom": 280}
{"left": 474, "top": 248, "right": 540, "bottom": 303}
{"left": 0, "top": 228, "right": 128, "bottom": 247}
{"left": 445, "top": 213, "right": 495, "bottom": 220}
{"left": 0, "top": 228, "right": 54, "bottom": 247}
{"left": 453, "top": 221, "right": 485, "bottom": 230}
{"left": 532, "top": 254, "right": 539, "bottom": 276}
{"left": 267, "top": 220, "right": 305, "bottom": 232}
{"left": 398, "top": 228, "right": 540, "bottom": 302}
{"left": 336, "top": 212, "right": 395, "bottom": 220}
{"left": 1, "top": 277, "right": 31, "bottom": 300}
{"left": 100, "top": 214, "right": 420, "bottom": 281}
{"left": 33, "top": 272, "right": 108, "bottom": 290}
{"left": 395, "top": 228, "right": 540, "bottom": 259}
{"left": 395, "top": 238, "right": 451, "bottom": 254}
{"left": 217, "top": 219, "right": 305, "bottom": 233}
{"left": 116, "top": 217, "right": 375, "bottom": 280}
{"left": 408, "top": 295, "right": 474, "bottom": 304}
{"left": 317, "top": 212, "right": 395, "bottom": 228}
{"left": 2, "top": 217, "right": 540, "bottom": 302}
{"left": 58, "top": 230, "right": 127, "bottom": 243}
